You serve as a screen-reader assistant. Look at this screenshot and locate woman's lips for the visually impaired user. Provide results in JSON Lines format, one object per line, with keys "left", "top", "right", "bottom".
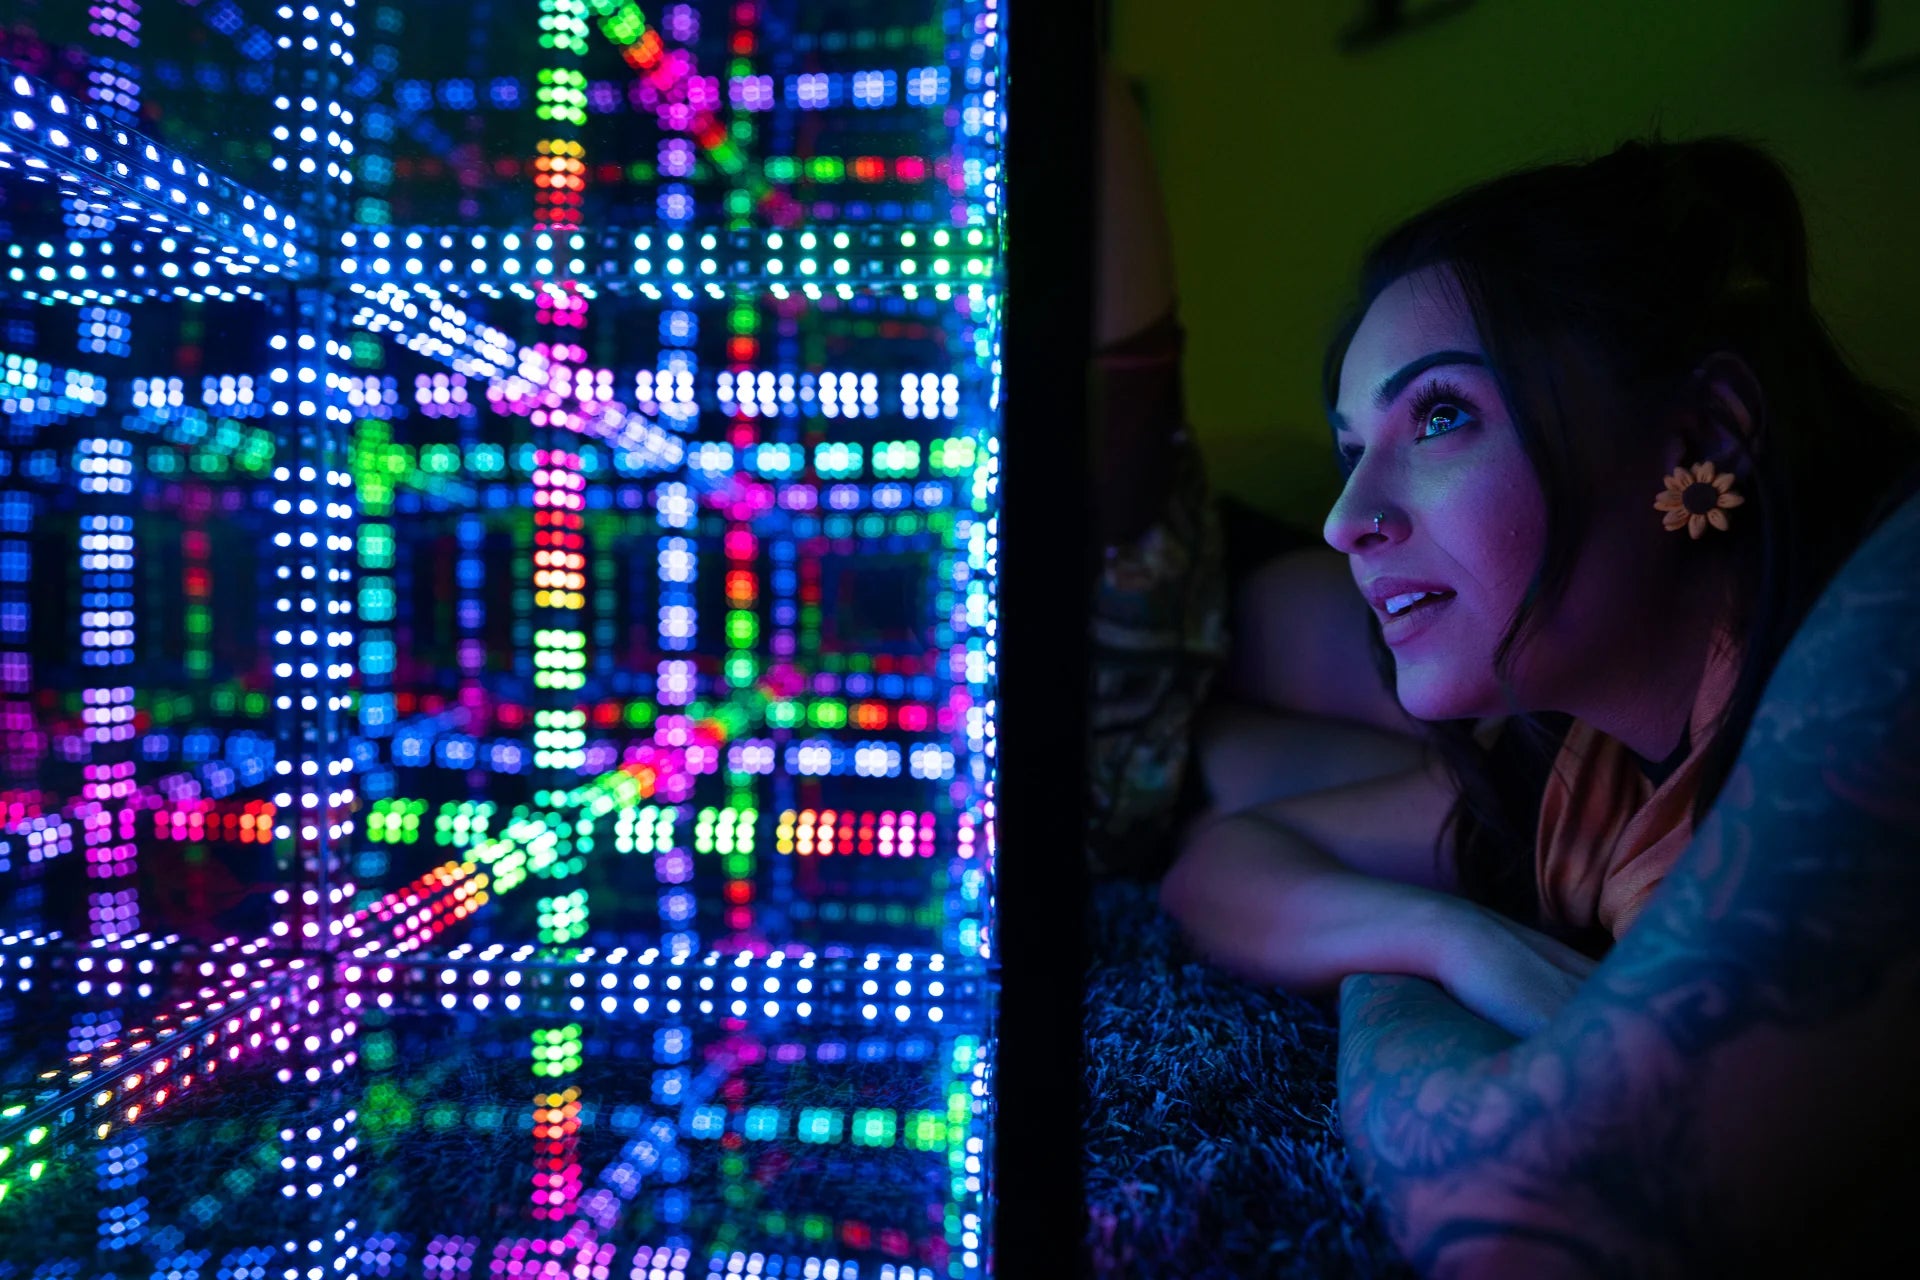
{"left": 1382, "top": 592, "right": 1455, "bottom": 646}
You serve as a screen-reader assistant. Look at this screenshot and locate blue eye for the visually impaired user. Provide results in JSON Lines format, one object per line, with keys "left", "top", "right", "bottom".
{"left": 1334, "top": 377, "right": 1479, "bottom": 478}
{"left": 1408, "top": 377, "right": 1476, "bottom": 438}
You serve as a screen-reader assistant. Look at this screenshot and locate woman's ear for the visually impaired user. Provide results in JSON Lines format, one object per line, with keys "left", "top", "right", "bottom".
{"left": 1689, "top": 351, "right": 1766, "bottom": 478}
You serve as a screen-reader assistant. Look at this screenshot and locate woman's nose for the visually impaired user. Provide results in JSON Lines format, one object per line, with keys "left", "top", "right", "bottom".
{"left": 1323, "top": 490, "right": 1393, "bottom": 553}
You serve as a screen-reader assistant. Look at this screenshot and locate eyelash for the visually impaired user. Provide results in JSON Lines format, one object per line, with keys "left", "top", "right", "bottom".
{"left": 1337, "top": 377, "right": 1477, "bottom": 474}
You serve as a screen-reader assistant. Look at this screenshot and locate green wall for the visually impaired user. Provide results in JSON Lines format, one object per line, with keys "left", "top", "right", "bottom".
{"left": 1109, "top": 1, "right": 1920, "bottom": 530}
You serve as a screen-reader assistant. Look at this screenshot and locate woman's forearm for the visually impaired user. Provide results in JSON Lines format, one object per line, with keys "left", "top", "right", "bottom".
{"left": 1159, "top": 814, "right": 1458, "bottom": 999}
{"left": 1191, "top": 698, "right": 1427, "bottom": 816}
{"left": 1094, "top": 59, "right": 1177, "bottom": 349}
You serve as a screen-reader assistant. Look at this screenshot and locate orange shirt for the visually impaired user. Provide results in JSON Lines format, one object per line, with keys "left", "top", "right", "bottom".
{"left": 1534, "top": 620, "right": 1745, "bottom": 942}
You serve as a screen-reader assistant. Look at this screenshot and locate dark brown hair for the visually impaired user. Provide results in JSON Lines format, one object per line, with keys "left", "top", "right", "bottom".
{"left": 1320, "top": 136, "right": 1920, "bottom": 939}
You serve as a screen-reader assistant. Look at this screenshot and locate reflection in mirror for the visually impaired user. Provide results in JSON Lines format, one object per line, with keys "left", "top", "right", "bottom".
{"left": 0, "top": 1, "right": 1005, "bottom": 1274}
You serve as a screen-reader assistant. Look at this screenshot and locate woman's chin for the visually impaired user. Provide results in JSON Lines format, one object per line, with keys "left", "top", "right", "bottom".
{"left": 1391, "top": 681, "right": 1480, "bottom": 725}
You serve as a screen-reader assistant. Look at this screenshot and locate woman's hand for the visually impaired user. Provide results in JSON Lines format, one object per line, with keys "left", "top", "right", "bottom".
{"left": 1428, "top": 899, "right": 1600, "bottom": 1040}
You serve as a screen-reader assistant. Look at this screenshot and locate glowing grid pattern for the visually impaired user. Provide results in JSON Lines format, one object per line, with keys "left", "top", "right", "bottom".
{"left": 0, "top": 0, "right": 1006, "bottom": 1273}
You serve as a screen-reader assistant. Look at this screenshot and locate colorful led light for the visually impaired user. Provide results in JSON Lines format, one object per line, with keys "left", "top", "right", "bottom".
{"left": 0, "top": 0, "right": 1006, "bottom": 1272}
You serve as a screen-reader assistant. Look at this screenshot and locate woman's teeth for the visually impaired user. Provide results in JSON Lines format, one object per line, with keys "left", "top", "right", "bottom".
{"left": 1386, "top": 590, "right": 1452, "bottom": 616}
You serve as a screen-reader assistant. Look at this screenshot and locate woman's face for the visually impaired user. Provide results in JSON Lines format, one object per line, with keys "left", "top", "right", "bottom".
{"left": 1322, "top": 265, "right": 1673, "bottom": 724}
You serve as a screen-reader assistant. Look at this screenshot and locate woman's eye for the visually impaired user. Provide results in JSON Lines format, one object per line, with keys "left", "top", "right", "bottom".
{"left": 1338, "top": 385, "right": 1475, "bottom": 474}
{"left": 1409, "top": 383, "right": 1476, "bottom": 439}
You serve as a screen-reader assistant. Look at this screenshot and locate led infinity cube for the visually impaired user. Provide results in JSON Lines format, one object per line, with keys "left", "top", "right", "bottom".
{"left": 0, "top": 0, "right": 1006, "bottom": 1274}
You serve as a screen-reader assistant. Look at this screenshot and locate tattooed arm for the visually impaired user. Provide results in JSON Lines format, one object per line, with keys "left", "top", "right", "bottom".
{"left": 1336, "top": 487, "right": 1920, "bottom": 1279}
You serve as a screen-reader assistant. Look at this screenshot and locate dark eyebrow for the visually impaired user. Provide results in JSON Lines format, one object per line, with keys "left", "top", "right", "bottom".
{"left": 1328, "top": 349, "right": 1487, "bottom": 436}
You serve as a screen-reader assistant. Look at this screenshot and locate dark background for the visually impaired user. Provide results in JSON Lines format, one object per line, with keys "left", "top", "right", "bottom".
{"left": 1108, "top": 0, "right": 1920, "bottom": 526}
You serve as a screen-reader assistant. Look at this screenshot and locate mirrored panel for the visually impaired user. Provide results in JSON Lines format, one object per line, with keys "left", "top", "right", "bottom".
{"left": 0, "top": 0, "right": 1005, "bottom": 1273}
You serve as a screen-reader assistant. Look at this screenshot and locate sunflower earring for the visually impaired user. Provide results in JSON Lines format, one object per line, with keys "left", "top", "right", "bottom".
{"left": 1655, "top": 459, "right": 1746, "bottom": 539}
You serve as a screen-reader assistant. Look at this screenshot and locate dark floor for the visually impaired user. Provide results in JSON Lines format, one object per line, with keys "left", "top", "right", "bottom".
{"left": 1081, "top": 877, "right": 1416, "bottom": 1279}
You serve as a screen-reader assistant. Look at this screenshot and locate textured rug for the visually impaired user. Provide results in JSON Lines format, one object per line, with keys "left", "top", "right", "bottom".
{"left": 1081, "top": 878, "right": 1418, "bottom": 1278}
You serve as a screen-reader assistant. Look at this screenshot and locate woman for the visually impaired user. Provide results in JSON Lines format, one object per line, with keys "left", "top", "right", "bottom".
{"left": 1158, "top": 135, "right": 1920, "bottom": 1035}
{"left": 1154, "top": 134, "right": 1920, "bottom": 1272}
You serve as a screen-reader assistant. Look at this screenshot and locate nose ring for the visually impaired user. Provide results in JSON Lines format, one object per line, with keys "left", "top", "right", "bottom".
{"left": 1373, "top": 511, "right": 1385, "bottom": 535}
